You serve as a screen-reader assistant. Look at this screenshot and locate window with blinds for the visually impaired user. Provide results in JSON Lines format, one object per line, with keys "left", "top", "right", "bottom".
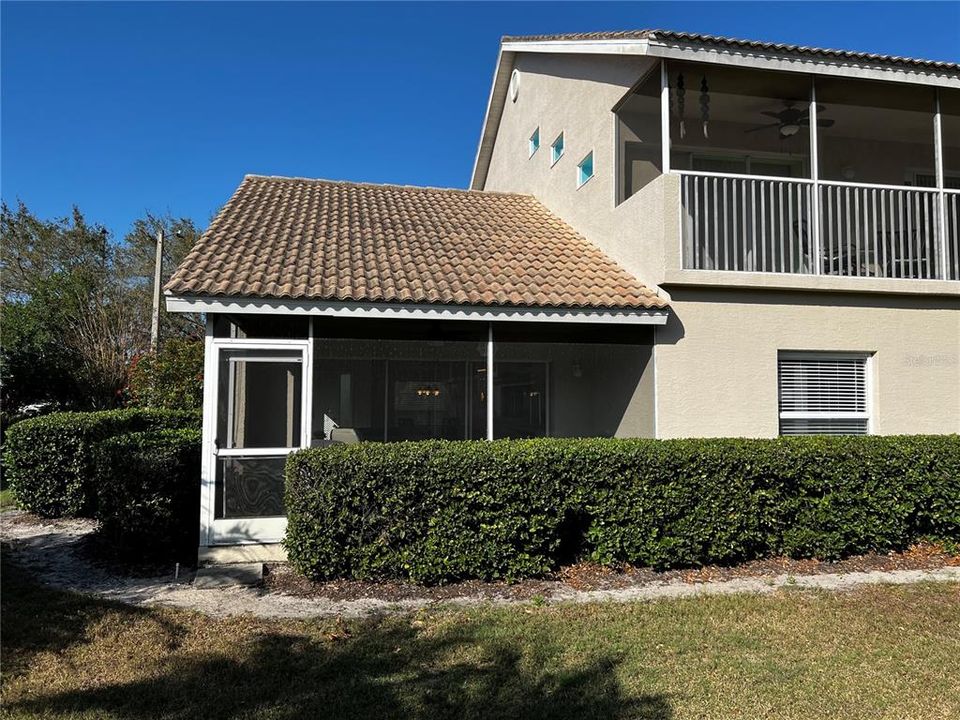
{"left": 778, "top": 354, "right": 870, "bottom": 435}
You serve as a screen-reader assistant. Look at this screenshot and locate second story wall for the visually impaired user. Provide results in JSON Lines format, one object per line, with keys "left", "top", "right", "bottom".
{"left": 483, "top": 50, "right": 960, "bottom": 297}
{"left": 483, "top": 53, "right": 675, "bottom": 291}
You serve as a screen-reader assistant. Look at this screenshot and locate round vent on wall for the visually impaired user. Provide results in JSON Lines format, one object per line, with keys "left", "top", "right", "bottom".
{"left": 510, "top": 69, "right": 520, "bottom": 102}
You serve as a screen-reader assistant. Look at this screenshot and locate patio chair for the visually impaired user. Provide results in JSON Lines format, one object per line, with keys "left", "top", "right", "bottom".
{"left": 330, "top": 428, "right": 361, "bottom": 444}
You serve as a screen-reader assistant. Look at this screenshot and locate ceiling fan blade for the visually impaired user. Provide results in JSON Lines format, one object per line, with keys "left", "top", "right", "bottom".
{"left": 799, "top": 117, "right": 835, "bottom": 127}
{"left": 760, "top": 111, "right": 784, "bottom": 120}
{"left": 744, "top": 122, "right": 781, "bottom": 133}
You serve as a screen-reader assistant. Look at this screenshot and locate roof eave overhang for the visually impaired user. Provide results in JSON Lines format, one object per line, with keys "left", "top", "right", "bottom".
{"left": 499, "top": 37, "right": 960, "bottom": 86}
{"left": 164, "top": 294, "right": 670, "bottom": 325}
{"left": 470, "top": 37, "right": 960, "bottom": 190}
{"left": 470, "top": 46, "right": 514, "bottom": 192}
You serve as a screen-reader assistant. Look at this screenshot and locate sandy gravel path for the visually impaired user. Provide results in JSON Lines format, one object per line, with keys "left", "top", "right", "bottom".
{"left": 3, "top": 510, "right": 959, "bottom": 619}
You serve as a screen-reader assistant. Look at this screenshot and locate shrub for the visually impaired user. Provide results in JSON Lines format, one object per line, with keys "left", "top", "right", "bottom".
{"left": 127, "top": 338, "right": 204, "bottom": 411}
{"left": 284, "top": 435, "right": 960, "bottom": 584}
{"left": 3, "top": 408, "right": 200, "bottom": 517}
{"left": 285, "top": 441, "right": 570, "bottom": 584}
{"left": 572, "top": 438, "right": 780, "bottom": 569}
{"left": 95, "top": 429, "right": 201, "bottom": 562}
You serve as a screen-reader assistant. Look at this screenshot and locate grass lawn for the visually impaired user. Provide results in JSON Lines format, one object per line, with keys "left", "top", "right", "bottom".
{"left": 2, "top": 554, "right": 958, "bottom": 720}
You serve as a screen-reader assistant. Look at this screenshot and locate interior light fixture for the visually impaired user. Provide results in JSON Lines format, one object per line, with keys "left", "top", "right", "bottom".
{"left": 780, "top": 123, "right": 800, "bottom": 137}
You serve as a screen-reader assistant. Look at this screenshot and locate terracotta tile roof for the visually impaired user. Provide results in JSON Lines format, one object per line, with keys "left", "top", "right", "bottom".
{"left": 165, "top": 175, "right": 665, "bottom": 310}
{"left": 502, "top": 29, "right": 960, "bottom": 73}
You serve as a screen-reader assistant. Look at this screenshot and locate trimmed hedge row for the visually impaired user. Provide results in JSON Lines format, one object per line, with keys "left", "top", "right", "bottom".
{"left": 3, "top": 408, "right": 200, "bottom": 517}
{"left": 284, "top": 435, "right": 960, "bottom": 584}
{"left": 95, "top": 429, "right": 201, "bottom": 561}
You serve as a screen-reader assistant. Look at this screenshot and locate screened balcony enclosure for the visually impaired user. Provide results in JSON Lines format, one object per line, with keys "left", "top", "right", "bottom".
{"left": 617, "top": 61, "right": 960, "bottom": 281}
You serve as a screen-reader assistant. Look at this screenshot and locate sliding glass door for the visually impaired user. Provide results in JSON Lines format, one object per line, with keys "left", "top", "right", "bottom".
{"left": 311, "top": 334, "right": 489, "bottom": 443}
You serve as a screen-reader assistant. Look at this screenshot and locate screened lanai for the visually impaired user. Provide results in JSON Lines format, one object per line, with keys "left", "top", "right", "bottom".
{"left": 210, "top": 315, "right": 656, "bottom": 525}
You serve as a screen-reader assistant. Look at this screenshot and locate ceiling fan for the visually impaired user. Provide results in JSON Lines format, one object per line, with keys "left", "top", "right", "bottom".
{"left": 745, "top": 101, "right": 835, "bottom": 138}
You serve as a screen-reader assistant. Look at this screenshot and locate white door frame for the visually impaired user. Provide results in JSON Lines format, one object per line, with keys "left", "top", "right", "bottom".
{"left": 200, "top": 329, "right": 312, "bottom": 546}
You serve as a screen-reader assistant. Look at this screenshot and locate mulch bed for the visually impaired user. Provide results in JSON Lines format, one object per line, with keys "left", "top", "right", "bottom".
{"left": 263, "top": 541, "right": 960, "bottom": 603}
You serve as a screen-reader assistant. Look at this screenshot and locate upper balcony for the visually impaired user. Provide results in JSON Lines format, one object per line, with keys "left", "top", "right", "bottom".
{"left": 616, "top": 61, "right": 960, "bottom": 288}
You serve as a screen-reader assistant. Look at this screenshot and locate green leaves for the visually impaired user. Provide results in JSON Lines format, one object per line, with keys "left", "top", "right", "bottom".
{"left": 95, "top": 429, "right": 201, "bottom": 561}
{"left": 1, "top": 202, "right": 203, "bottom": 415}
{"left": 3, "top": 408, "right": 200, "bottom": 517}
{"left": 284, "top": 435, "right": 960, "bottom": 584}
{"left": 127, "top": 339, "right": 204, "bottom": 411}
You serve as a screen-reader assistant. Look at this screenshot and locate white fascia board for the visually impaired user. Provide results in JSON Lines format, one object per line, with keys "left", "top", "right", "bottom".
{"left": 164, "top": 295, "right": 669, "bottom": 325}
{"left": 501, "top": 39, "right": 652, "bottom": 56}
{"left": 470, "top": 47, "right": 512, "bottom": 191}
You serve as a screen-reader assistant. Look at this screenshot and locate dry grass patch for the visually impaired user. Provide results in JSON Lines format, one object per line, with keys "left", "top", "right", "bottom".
{"left": 2, "top": 552, "right": 958, "bottom": 719}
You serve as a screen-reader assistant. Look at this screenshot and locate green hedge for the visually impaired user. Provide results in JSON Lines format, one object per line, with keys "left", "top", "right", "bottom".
{"left": 284, "top": 435, "right": 960, "bottom": 584}
{"left": 95, "top": 429, "right": 201, "bottom": 561}
{"left": 3, "top": 408, "right": 200, "bottom": 517}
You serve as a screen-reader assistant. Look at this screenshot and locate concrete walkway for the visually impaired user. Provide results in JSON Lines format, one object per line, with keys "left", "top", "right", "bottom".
{"left": 3, "top": 511, "right": 959, "bottom": 620}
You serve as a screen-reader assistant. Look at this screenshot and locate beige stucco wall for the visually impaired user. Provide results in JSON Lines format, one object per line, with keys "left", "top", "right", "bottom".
{"left": 483, "top": 52, "right": 672, "bottom": 291}
{"left": 655, "top": 288, "right": 960, "bottom": 438}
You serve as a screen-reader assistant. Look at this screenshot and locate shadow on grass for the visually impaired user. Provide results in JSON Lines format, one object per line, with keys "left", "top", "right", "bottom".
{"left": 1, "top": 551, "right": 672, "bottom": 720}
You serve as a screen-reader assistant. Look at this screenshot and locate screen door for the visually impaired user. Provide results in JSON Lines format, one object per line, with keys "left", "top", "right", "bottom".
{"left": 207, "top": 344, "right": 308, "bottom": 544}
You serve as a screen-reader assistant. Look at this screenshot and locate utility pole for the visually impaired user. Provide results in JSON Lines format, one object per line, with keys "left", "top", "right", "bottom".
{"left": 150, "top": 228, "right": 163, "bottom": 351}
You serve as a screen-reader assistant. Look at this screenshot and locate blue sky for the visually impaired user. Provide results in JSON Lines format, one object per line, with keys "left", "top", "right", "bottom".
{"left": 2, "top": 1, "right": 958, "bottom": 236}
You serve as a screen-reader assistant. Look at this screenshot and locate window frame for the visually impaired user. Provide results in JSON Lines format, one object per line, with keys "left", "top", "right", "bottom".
{"left": 777, "top": 351, "right": 873, "bottom": 435}
{"left": 577, "top": 150, "right": 595, "bottom": 188}
{"left": 529, "top": 127, "right": 540, "bottom": 157}
{"left": 550, "top": 132, "right": 565, "bottom": 166}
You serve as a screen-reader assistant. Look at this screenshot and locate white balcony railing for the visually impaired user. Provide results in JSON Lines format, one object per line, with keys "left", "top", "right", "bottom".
{"left": 946, "top": 190, "right": 960, "bottom": 282}
{"left": 679, "top": 171, "right": 960, "bottom": 281}
{"left": 680, "top": 172, "right": 813, "bottom": 274}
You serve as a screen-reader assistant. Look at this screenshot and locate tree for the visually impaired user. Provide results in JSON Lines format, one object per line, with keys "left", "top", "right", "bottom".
{"left": 118, "top": 212, "right": 203, "bottom": 341}
{"left": 1, "top": 203, "right": 123, "bottom": 411}
{"left": 127, "top": 338, "right": 204, "bottom": 411}
{"left": 1, "top": 201, "right": 110, "bottom": 302}
{"left": 1, "top": 203, "right": 203, "bottom": 414}
{"left": 0, "top": 283, "right": 84, "bottom": 415}
{"left": 63, "top": 275, "right": 144, "bottom": 408}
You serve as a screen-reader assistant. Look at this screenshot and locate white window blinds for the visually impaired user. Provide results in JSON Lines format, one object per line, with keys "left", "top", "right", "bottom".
{"left": 778, "top": 354, "right": 870, "bottom": 435}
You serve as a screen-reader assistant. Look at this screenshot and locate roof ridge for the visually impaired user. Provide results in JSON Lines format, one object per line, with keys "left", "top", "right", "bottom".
{"left": 243, "top": 173, "right": 535, "bottom": 199}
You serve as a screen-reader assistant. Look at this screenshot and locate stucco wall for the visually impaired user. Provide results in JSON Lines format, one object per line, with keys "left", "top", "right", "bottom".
{"left": 655, "top": 289, "right": 960, "bottom": 438}
{"left": 483, "top": 53, "right": 671, "bottom": 290}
